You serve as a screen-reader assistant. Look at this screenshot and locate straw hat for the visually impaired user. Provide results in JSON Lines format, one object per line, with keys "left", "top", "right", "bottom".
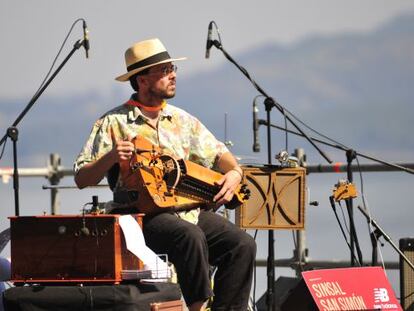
{"left": 115, "top": 38, "right": 186, "bottom": 82}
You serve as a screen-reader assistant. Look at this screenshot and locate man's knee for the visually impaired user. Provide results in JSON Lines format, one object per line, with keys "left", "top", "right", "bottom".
{"left": 240, "top": 232, "right": 257, "bottom": 257}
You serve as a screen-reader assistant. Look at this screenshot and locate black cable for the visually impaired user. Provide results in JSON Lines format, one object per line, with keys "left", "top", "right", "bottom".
{"left": 32, "top": 18, "right": 85, "bottom": 99}
{"left": 355, "top": 156, "right": 372, "bottom": 237}
{"left": 209, "top": 24, "right": 266, "bottom": 101}
{"left": 0, "top": 18, "right": 85, "bottom": 161}
{"left": 338, "top": 199, "right": 364, "bottom": 265}
{"left": 356, "top": 156, "right": 386, "bottom": 267}
{"left": 338, "top": 201, "right": 350, "bottom": 235}
{"left": 283, "top": 106, "right": 348, "bottom": 151}
{"left": 283, "top": 110, "right": 288, "bottom": 152}
{"left": 0, "top": 138, "right": 6, "bottom": 160}
{"left": 345, "top": 198, "right": 364, "bottom": 265}
{"left": 329, "top": 196, "right": 361, "bottom": 266}
{"left": 356, "top": 156, "right": 369, "bottom": 215}
{"left": 291, "top": 230, "right": 297, "bottom": 249}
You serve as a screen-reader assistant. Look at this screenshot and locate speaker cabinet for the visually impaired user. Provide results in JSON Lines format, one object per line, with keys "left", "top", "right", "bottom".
{"left": 256, "top": 277, "right": 300, "bottom": 311}
{"left": 400, "top": 237, "right": 414, "bottom": 310}
{"left": 237, "top": 166, "right": 306, "bottom": 230}
{"left": 280, "top": 278, "right": 317, "bottom": 311}
{"left": 256, "top": 277, "right": 317, "bottom": 311}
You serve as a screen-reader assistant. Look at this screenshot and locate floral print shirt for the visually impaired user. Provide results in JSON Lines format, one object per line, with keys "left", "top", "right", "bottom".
{"left": 74, "top": 95, "right": 229, "bottom": 223}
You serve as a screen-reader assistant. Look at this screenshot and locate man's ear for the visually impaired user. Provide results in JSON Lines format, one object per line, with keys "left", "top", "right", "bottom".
{"left": 137, "top": 75, "right": 147, "bottom": 88}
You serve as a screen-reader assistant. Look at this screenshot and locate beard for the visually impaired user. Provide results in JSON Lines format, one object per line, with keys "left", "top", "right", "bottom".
{"left": 148, "top": 84, "right": 176, "bottom": 100}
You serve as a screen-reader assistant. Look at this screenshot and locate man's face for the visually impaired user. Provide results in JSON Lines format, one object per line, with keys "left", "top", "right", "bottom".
{"left": 141, "top": 62, "right": 177, "bottom": 100}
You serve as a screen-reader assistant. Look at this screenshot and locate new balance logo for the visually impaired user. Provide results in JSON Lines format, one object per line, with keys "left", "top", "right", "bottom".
{"left": 374, "top": 288, "right": 390, "bottom": 303}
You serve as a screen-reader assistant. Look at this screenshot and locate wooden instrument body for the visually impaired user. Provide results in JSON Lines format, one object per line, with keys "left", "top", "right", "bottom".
{"left": 150, "top": 299, "right": 184, "bottom": 311}
{"left": 119, "top": 136, "right": 248, "bottom": 214}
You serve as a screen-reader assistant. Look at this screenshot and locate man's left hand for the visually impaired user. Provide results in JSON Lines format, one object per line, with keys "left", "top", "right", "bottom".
{"left": 213, "top": 169, "right": 242, "bottom": 207}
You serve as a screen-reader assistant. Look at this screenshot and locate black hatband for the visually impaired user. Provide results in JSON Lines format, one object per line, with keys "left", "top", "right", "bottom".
{"left": 127, "top": 51, "right": 171, "bottom": 72}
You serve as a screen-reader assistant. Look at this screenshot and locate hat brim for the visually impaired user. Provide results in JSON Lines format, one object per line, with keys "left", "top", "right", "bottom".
{"left": 115, "top": 57, "right": 187, "bottom": 82}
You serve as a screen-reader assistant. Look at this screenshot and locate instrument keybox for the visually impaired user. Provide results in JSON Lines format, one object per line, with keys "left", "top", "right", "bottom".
{"left": 10, "top": 214, "right": 143, "bottom": 284}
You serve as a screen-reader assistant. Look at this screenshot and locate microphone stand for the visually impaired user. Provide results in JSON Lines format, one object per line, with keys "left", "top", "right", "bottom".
{"left": 345, "top": 149, "right": 361, "bottom": 266}
{"left": 357, "top": 204, "right": 414, "bottom": 272}
{"left": 0, "top": 39, "right": 86, "bottom": 216}
{"left": 260, "top": 120, "right": 414, "bottom": 266}
{"left": 210, "top": 39, "right": 332, "bottom": 311}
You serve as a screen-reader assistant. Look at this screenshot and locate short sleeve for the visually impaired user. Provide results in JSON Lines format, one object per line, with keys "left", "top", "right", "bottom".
{"left": 73, "top": 117, "right": 114, "bottom": 174}
{"left": 188, "top": 117, "right": 229, "bottom": 170}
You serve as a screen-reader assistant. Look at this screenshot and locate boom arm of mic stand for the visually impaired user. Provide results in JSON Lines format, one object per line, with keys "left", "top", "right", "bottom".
{"left": 259, "top": 120, "right": 414, "bottom": 175}
{"left": 210, "top": 40, "right": 332, "bottom": 164}
{"left": 0, "top": 39, "right": 84, "bottom": 146}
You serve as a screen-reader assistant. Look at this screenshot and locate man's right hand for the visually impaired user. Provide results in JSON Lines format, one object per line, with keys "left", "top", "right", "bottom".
{"left": 75, "top": 136, "right": 135, "bottom": 189}
{"left": 112, "top": 139, "right": 135, "bottom": 162}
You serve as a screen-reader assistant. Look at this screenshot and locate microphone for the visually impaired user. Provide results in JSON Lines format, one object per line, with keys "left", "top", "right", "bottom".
{"left": 253, "top": 101, "right": 260, "bottom": 152}
{"left": 205, "top": 21, "right": 213, "bottom": 59}
{"left": 82, "top": 20, "right": 90, "bottom": 59}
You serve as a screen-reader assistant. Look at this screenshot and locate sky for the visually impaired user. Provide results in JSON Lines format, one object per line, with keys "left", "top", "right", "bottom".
{"left": 1, "top": 0, "right": 414, "bottom": 99}
{"left": 1, "top": 0, "right": 414, "bottom": 304}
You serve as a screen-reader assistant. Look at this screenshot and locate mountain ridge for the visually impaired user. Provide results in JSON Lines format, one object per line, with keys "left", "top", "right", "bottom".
{"left": 1, "top": 13, "right": 413, "bottom": 167}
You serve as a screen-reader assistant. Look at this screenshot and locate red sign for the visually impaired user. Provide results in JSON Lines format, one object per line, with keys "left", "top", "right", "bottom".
{"left": 302, "top": 267, "right": 402, "bottom": 311}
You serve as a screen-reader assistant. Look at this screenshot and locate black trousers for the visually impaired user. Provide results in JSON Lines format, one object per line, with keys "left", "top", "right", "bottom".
{"left": 143, "top": 210, "right": 256, "bottom": 310}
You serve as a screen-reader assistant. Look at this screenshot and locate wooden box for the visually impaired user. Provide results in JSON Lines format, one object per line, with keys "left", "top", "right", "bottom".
{"left": 10, "top": 214, "right": 144, "bottom": 284}
{"left": 150, "top": 299, "right": 184, "bottom": 311}
{"left": 236, "top": 166, "right": 306, "bottom": 230}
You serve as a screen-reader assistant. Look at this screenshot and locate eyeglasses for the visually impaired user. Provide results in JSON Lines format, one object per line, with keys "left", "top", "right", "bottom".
{"left": 146, "top": 64, "right": 178, "bottom": 76}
